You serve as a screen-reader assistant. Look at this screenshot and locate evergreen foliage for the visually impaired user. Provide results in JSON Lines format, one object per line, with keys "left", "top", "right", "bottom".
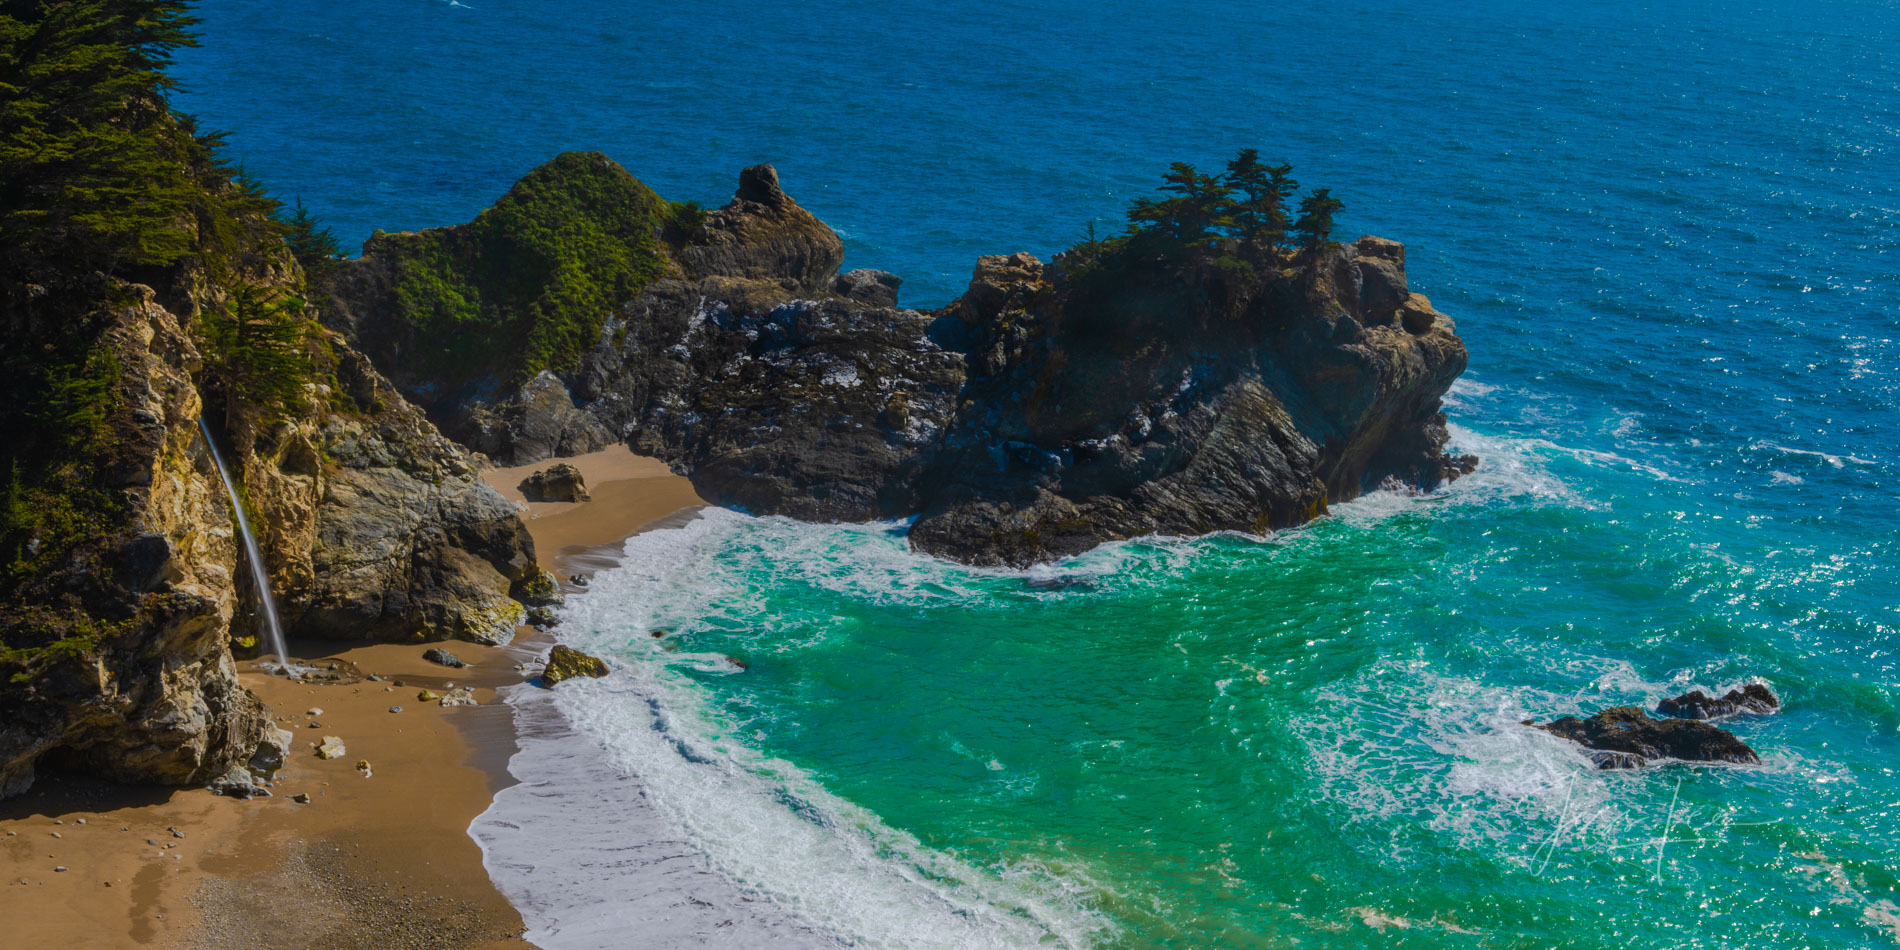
{"left": 0, "top": 0, "right": 202, "bottom": 284}
{"left": 0, "top": 0, "right": 327, "bottom": 667}
{"left": 1293, "top": 188, "right": 1345, "bottom": 258}
{"left": 200, "top": 281, "right": 313, "bottom": 426}
{"left": 1077, "top": 150, "right": 1343, "bottom": 276}
{"left": 282, "top": 197, "right": 342, "bottom": 278}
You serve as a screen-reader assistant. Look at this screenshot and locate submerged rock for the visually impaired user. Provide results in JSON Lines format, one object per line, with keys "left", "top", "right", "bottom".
{"left": 1533, "top": 706, "right": 1759, "bottom": 769}
{"left": 1657, "top": 683, "right": 1779, "bottom": 720}
{"left": 541, "top": 645, "right": 610, "bottom": 685}
{"left": 518, "top": 463, "right": 591, "bottom": 503}
{"left": 422, "top": 647, "right": 465, "bottom": 669}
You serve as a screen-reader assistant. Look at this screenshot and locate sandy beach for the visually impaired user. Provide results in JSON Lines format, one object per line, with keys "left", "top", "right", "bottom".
{"left": 0, "top": 448, "right": 706, "bottom": 949}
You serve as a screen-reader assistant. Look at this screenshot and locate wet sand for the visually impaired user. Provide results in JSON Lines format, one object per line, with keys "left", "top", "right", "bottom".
{"left": 0, "top": 448, "right": 705, "bottom": 948}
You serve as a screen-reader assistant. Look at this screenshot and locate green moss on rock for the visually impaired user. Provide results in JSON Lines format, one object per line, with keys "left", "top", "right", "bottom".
{"left": 364, "top": 152, "right": 669, "bottom": 390}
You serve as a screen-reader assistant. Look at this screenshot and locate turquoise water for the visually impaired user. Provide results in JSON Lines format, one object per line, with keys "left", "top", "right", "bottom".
{"left": 175, "top": 2, "right": 1899, "bottom": 946}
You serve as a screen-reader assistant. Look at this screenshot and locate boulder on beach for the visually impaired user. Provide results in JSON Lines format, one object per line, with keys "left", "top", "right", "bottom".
{"left": 540, "top": 644, "right": 610, "bottom": 685}
{"left": 315, "top": 736, "right": 347, "bottom": 760}
{"left": 422, "top": 647, "right": 465, "bottom": 669}
{"left": 1532, "top": 706, "right": 1759, "bottom": 769}
{"left": 1657, "top": 683, "right": 1779, "bottom": 720}
{"left": 518, "top": 463, "right": 591, "bottom": 503}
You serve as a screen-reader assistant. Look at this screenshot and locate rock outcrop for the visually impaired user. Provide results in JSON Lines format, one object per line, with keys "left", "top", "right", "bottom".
{"left": 320, "top": 155, "right": 1475, "bottom": 566}
{"left": 1656, "top": 683, "right": 1779, "bottom": 720}
{"left": 1533, "top": 706, "right": 1761, "bottom": 769}
{"left": 1, "top": 280, "right": 546, "bottom": 796}
{"left": 519, "top": 463, "right": 590, "bottom": 503}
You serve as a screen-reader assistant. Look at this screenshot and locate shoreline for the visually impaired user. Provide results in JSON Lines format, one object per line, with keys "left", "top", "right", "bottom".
{"left": 0, "top": 448, "right": 708, "bottom": 949}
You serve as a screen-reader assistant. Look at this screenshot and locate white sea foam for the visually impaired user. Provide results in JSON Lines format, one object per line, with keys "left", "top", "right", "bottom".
{"left": 477, "top": 515, "right": 1112, "bottom": 950}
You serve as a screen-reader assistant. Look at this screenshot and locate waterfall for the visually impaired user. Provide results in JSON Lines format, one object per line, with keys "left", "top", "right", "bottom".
{"left": 198, "top": 418, "right": 296, "bottom": 678}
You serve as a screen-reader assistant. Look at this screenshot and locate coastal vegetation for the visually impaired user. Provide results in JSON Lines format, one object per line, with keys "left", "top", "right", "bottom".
{"left": 0, "top": 0, "right": 330, "bottom": 672}
{"left": 1056, "top": 150, "right": 1347, "bottom": 341}
{"left": 364, "top": 151, "right": 670, "bottom": 390}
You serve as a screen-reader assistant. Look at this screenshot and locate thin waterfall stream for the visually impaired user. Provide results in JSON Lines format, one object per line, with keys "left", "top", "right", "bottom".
{"left": 198, "top": 418, "right": 296, "bottom": 678}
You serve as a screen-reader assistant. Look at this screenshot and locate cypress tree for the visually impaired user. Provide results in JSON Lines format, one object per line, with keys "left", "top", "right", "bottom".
{"left": 1293, "top": 188, "right": 1344, "bottom": 258}
{"left": 282, "top": 198, "right": 343, "bottom": 279}
{"left": 0, "top": 0, "right": 203, "bottom": 288}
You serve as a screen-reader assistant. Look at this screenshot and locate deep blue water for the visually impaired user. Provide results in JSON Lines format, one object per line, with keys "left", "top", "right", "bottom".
{"left": 175, "top": 2, "right": 1900, "bottom": 947}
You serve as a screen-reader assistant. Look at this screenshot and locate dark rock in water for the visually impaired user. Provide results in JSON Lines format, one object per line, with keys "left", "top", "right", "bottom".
{"left": 1657, "top": 683, "right": 1779, "bottom": 720}
{"left": 1533, "top": 706, "right": 1760, "bottom": 769}
{"left": 541, "top": 644, "right": 610, "bottom": 685}
{"left": 526, "top": 606, "right": 559, "bottom": 629}
{"left": 1023, "top": 575, "right": 1097, "bottom": 592}
{"left": 569, "top": 573, "right": 591, "bottom": 587}
{"left": 422, "top": 647, "right": 465, "bottom": 669}
{"left": 519, "top": 463, "right": 591, "bottom": 503}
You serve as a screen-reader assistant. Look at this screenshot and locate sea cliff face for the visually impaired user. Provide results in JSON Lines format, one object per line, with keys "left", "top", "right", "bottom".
{"left": 323, "top": 156, "right": 1473, "bottom": 566}
{"left": 1, "top": 277, "right": 546, "bottom": 799}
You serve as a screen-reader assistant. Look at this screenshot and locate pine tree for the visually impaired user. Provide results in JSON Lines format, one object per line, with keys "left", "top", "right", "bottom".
{"left": 282, "top": 198, "right": 343, "bottom": 279}
{"left": 1223, "top": 150, "right": 1297, "bottom": 257}
{"left": 1293, "top": 188, "right": 1344, "bottom": 258}
{"left": 1126, "top": 162, "right": 1233, "bottom": 253}
{"left": 0, "top": 1, "right": 203, "bottom": 287}
{"left": 201, "top": 282, "right": 312, "bottom": 426}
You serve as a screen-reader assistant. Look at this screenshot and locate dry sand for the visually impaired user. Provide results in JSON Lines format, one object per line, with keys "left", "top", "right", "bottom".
{"left": 485, "top": 448, "right": 708, "bottom": 575}
{"left": 0, "top": 448, "right": 704, "bottom": 948}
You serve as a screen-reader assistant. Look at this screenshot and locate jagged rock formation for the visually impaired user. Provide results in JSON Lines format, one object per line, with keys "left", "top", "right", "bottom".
{"left": 1656, "top": 683, "right": 1779, "bottom": 720}
{"left": 322, "top": 154, "right": 1475, "bottom": 566}
{"left": 0, "top": 291, "right": 275, "bottom": 797}
{"left": 1533, "top": 706, "right": 1761, "bottom": 769}
{"left": 540, "top": 644, "right": 610, "bottom": 685}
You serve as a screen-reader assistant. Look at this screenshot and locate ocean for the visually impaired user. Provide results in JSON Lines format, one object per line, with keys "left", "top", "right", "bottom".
{"left": 174, "top": 1, "right": 1900, "bottom": 946}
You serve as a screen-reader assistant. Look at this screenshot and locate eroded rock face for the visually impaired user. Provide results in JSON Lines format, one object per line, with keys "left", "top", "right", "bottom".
{"left": 322, "top": 157, "right": 1475, "bottom": 566}
{"left": 1534, "top": 706, "right": 1761, "bottom": 769}
{"left": 0, "top": 292, "right": 273, "bottom": 798}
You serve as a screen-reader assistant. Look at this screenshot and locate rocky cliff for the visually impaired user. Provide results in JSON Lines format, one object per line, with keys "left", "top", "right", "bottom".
{"left": 321, "top": 155, "right": 1474, "bottom": 566}
{"left": 0, "top": 279, "right": 545, "bottom": 797}
{"left": 0, "top": 3, "right": 546, "bottom": 799}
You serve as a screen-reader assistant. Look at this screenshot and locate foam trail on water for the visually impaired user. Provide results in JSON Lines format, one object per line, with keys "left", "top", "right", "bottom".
{"left": 479, "top": 513, "right": 1111, "bottom": 950}
{"left": 198, "top": 418, "right": 293, "bottom": 675}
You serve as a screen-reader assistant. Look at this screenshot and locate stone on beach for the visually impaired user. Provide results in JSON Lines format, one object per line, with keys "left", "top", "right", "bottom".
{"left": 540, "top": 644, "right": 609, "bottom": 685}
{"left": 315, "top": 737, "right": 347, "bottom": 760}
{"left": 518, "top": 463, "right": 591, "bottom": 503}
{"left": 439, "top": 687, "right": 477, "bottom": 707}
{"left": 422, "top": 647, "right": 465, "bottom": 669}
